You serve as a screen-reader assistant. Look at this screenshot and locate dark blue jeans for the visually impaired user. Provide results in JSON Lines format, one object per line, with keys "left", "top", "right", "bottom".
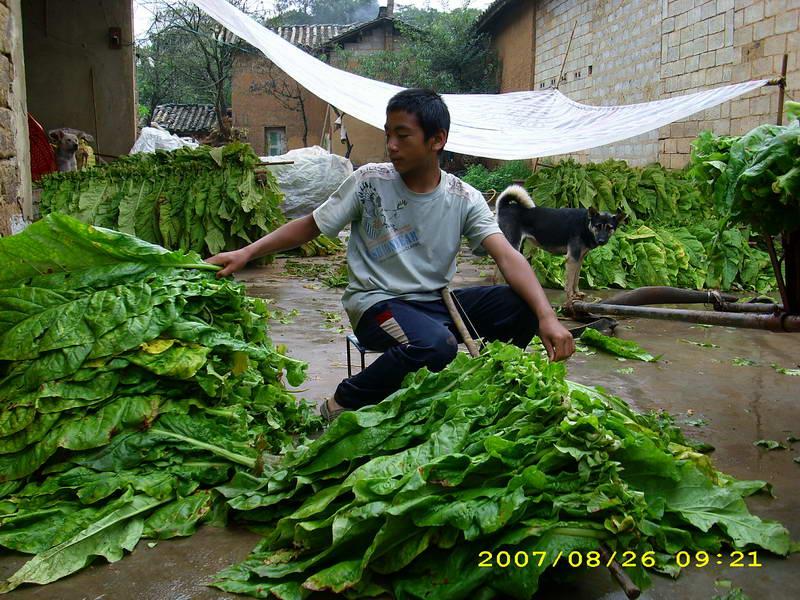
{"left": 335, "top": 285, "right": 538, "bottom": 409}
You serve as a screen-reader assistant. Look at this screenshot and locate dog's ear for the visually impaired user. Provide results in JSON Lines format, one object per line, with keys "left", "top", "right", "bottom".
{"left": 614, "top": 209, "right": 627, "bottom": 225}
{"left": 49, "top": 129, "right": 64, "bottom": 142}
{"left": 587, "top": 206, "right": 598, "bottom": 218}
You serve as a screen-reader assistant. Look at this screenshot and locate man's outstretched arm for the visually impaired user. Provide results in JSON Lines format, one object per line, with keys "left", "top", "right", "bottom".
{"left": 206, "top": 214, "right": 321, "bottom": 277}
{"left": 481, "top": 233, "right": 575, "bottom": 362}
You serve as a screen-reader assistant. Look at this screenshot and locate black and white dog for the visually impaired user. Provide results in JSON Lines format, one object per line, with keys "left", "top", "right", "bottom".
{"left": 496, "top": 185, "right": 626, "bottom": 300}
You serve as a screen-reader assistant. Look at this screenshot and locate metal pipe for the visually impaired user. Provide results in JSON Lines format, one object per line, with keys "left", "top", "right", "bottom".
{"left": 571, "top": 301, "right": 800, "bottom": 332}
{"left": 765, "top": 235, "right": 789, "bottom": 309}
{"left": 600, "top": 286, "right": 737, "bottom": 306}
{"left": 714, "top": 301, "right": 782, "bottom": 314}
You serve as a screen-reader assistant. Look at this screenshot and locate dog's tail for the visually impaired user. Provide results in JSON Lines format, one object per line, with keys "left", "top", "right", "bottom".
{"left": 496, "top": 184, "right": 535, "bottom": 212}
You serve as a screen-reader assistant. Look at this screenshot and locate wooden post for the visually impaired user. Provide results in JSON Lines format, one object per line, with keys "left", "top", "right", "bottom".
{"left": 776, "top": 54, "right": 788, "bottom": 125}
{"left": 784, "top": 230, "right": 800, "bottom": 315}
{"left": 773, "top": 53, "right": 798, "bottom": 314}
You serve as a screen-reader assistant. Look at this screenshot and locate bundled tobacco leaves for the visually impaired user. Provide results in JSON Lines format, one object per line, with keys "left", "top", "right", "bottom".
{"left": 0, "top": 215, "right": 320, "bottom": 592}
{"left": 689, "top": 103, "right": 800, "bottom": 237}
{"left": 38, "top": 143, "right": 342, "bottom": 258}
{"left": 213, "top": 342, "right": 791, "bottom": 599}
{"left": 579, "top": 328, "right": 658, "bottom": 362}
{"left": 39, "top": 143, "right": 284, "bottom": 257}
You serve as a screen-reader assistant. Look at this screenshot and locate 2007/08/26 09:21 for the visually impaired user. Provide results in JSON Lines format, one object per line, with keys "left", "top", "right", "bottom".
{"left": 478, "top": 549, "right": 763, "bottom": 569}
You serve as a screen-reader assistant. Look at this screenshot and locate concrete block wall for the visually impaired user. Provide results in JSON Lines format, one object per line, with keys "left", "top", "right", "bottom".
{"left": 587, "top": 0, "right": 662, "bottom": 164}
{"left": 533, "top": 0, "right": 663, "bottom": 166}
{"left": 520, "top": 0, "right": 796, "bottom": 169}
{"left": 656, "top": 0, "right": 797, "bottom": 168}
{"left": 534, "top": 0, "right": 595, "bottom": 102}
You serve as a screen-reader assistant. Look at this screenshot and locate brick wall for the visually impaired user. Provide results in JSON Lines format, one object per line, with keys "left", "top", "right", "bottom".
{"left": 232, "top": 25, "right": 405, "bottom": 166}
{"left": 0, "top": 0, "right": 24, "bottom": 236}
{"left": 232, "top": 52, "right": 327, "bottom": 156}
{"left": 487, "top": 1, "right": 536, "bottom": 92}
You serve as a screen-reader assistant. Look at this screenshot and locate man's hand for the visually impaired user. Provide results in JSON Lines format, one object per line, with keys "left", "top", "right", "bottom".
{"left": 205, "top": 215, "right": 322, "bottom": 278}
{"left": 537, "top": 315, "right": 575, "bottom": 362}
{"left": 206, "top": 248, "right": 251, "bottom": 278}
{"left": 482, "top": 234, "right": 576, "bottom": 362}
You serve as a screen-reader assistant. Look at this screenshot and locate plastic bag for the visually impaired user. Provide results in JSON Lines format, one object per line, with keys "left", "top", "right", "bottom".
{"left": 262, "top": 146, "right": 353, "bottom": 218}
{"left": 130, "top": 125, "right": 199, "bottom": 154}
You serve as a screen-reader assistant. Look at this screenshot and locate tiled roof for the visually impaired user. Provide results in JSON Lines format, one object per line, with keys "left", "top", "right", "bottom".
{"left": 475, "top": 0, "right": 521, "bottom": 33}
{"left": 275, "top": 24, "right": 360, "bottom": 49}
{"left": 321, "top": 17, "right": 401, "bottom": 50}
{"left": 151, "top": 104, "right": 217, "bottom": 135}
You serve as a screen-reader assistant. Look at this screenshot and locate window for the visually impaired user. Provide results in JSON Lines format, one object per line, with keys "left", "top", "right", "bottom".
{"left": 264, "top": 127, "right": 286, "bottom": 156}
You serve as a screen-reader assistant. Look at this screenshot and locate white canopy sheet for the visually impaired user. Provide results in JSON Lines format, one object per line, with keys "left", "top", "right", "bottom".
{"left": 189, "top": 0, "right": 769, "bottom": 160}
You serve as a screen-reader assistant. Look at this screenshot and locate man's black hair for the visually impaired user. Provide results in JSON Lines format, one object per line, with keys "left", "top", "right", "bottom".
{"left": 386, "top": 89, "right": 450, "bottom": 144}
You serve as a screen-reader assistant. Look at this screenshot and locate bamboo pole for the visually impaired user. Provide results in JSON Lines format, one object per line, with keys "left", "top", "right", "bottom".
{"left": 441, "top": 288, "right": 480, "bottom": 358}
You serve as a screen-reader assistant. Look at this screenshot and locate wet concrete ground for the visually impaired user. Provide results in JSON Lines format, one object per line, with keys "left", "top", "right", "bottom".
{"left": 2, "top": 252, "right": 798, "bottom": 599}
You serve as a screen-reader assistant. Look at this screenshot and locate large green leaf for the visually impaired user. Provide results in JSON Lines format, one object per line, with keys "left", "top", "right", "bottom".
{"left": 0, "top": 214, "right": 214, "bottom": 288}
{"left": 0, "top": 494, "right": 165, "bottom": 593}
{"left": 580, "top": 328, "right": 658, "bottom": 362}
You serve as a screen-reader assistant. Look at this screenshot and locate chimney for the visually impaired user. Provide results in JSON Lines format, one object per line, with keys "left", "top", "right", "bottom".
{"left": 377, "top": 1, "right": 394, "bottom": 19}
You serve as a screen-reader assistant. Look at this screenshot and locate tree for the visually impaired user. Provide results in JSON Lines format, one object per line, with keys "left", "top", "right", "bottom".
{"left": 136, "top": 23, "right": 203, "bottom": 120}
{"left": 333, "top": 7, "right": 499, "bottom": 94}
{"left": 136, "top": 0, "right": 263, "bottom": 135}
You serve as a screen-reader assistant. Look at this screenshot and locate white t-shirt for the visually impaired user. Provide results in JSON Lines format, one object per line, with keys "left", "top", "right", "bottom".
{"left": 312, "top": 163, "right": 501, "bottom": 328}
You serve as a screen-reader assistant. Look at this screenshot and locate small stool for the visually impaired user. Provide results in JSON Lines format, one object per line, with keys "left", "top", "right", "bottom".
{"left": 345, "top": 333, "right": 381, "bottom": 377}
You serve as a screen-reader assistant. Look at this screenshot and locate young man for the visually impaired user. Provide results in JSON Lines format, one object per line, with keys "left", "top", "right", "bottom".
{"left": 207, "top": 89, "right": 575, "bottom": 420}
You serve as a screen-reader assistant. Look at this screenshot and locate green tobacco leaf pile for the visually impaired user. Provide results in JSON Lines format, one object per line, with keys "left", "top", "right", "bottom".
{"left": 0, "top": 215, "right": 320, "bottom": 592}
{"left": 213, "top": 342, "right": 791, "bottom": 599}
{"left": 38, "top": 143, "right": 286, "bottom": 257}
{"left": 514, "top": 158, "right": 775, "bottom": 293}
{"left": 525, "top": 158, "right": 708, "bottom": 225}
{"left": 462, "top": 161, "right": 533, "bottom": 193}
{"left": 523, "top": 222, "right": 773, "bottom": 294}
{"left": 690, "top": 121, "right": 800, "bottom": 236}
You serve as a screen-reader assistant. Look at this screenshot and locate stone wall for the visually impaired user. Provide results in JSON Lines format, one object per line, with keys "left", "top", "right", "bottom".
{"left": 0, "top": 0, "right": 26, "bottom": 236}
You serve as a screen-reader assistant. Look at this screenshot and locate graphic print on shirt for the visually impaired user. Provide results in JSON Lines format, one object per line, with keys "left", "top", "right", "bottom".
{"left": 356, "top": 180, "right": 420, "bottom": 261}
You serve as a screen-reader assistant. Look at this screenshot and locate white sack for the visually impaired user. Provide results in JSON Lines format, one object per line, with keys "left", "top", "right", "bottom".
{"left": 262, "top": 146, "right": 353, "bottom": 218}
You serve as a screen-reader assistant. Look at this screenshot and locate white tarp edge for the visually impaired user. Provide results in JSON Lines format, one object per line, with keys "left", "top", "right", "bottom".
{"left": 189, "top": 0, "right": 769, "bottom": 160}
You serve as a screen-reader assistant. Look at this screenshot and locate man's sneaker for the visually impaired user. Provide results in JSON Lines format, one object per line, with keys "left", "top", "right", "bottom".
{"left": 320, "top": 393, "right": 348, "bottom": 423}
